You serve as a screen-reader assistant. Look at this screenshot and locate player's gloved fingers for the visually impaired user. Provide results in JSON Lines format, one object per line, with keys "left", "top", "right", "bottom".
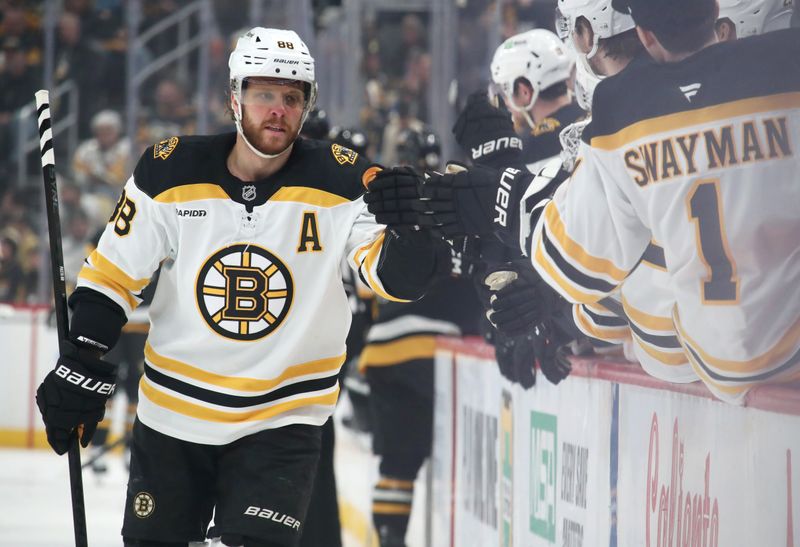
{"left": 79, "top": 421, "right": 98, "bottom": 448}
{"left": 414, "top": 200, "right": 455, "bottom": 215}
{"left": 490, "top": 286, "right": 538, "bottom": 310}
{"left": 45, "top": 425, "right": 73, "bottom": 455}
{"left": 491, "top": 313, "right": 539, "bottom": 336}
{"left": 364, "top": 178, "right": 419, "bottom": 196}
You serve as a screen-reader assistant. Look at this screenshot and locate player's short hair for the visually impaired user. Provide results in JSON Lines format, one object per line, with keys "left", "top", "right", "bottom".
{"left": 513, "top": 78, "right": 569, "bottom": 101}
{"left": 650, "top": 10, "right": 718, "bottom": 54}
{"left": 575, "top": 17, "right": 643, "bottom": 61}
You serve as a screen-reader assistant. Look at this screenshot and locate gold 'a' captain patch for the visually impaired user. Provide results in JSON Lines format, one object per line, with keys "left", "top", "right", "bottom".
{"left": 154, "top": 136, "right": 179, "bottom": 160}
{"left": 331, "top": 143, "right": 358, "bottom": 165}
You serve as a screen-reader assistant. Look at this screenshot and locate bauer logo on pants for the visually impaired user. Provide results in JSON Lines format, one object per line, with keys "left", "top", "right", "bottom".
{"left": 133, "top": 492, "right": 155, "bottom": 518}
{"left": 196, "top": 244, "right": 293, "bottom": 341}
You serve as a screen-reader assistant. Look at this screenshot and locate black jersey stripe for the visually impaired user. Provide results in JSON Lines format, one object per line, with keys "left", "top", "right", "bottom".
{"left": 541, "top": 224, "right": 618, "bottom": 294}
{"left": 641, "top": 242, "right": 666, "bottom": 269}
{"left": 582, "top": 305, "right": 628, "bottom": 328}
{"left": 685, "top": 341, "right": 800, "bottom": 383}
{"left": 628, "top": 321, "right": 682, "bottom": 349}
{"left": 143, "top": 363, "right": 339, "bottom": 408}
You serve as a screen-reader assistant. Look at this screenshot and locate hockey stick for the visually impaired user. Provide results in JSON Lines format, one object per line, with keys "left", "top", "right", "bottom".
{"left": 35, "top": 89, "right": 89, "bottom": 547}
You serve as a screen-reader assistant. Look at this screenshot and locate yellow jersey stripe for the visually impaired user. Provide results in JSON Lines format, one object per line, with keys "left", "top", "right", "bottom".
{"left": 78, "top": 266, "right": 139, "bottom": 310}
{"left": 372, "top": 502, "right": 412, "bottom": 515}
{"left": 621, "top": 295, "right": 674, "bottom": 332}
{"left": 359, "top": 335, "right": 437, "bottom": 369}
{"left": 673, "top": 311, "right": 800, "bottom": 374}
{"left": 154, "top": 184, "right": 228, "bottom": 203}
{"left": 543, "top": 202, "right": 629, "bottom": 283}
{"left": 140, "top": 377, "right": 339, "bottom": 423}
{"left": 271, "top": 186, "right": 349, "bottom": 207}
{"left": 591, "top": 92, "right": 800, "bottom": 150}
{"left": 574, "top": 305, "right": 630, "bottom": 342}
{"left": 376, "top": 478, "right": 415, "bottom": 490}
{"left": 533, "top": 236, "right": 600, "bottom": 304}
{"left": 361, "top": 233, "right": 411, "bottom": 303}
{"left": 145, "top": 343, "right": 345, "bottom": 392}
{"left": 88, "top": 250, "right": 150, "bottom": 292}
{"left": 631, "top": 332, "right": 688, "bottom": 366}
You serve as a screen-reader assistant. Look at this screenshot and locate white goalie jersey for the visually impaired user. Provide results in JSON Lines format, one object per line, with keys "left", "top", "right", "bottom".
{"left": 77, "top": 134, "right": 401, "bottom": 444}
{"left": 529, "top": 30, "right": 800, "bottom": 403}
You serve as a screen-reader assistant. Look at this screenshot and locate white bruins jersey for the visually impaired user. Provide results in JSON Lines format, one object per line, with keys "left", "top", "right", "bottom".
{"left": 77, "top": 134, "right": 402, "bottom": 444}
{"left": 573, "top": 242, "right": 697, "bottom": 384}
{"left": 530, "top": 30, "right": 800, "bottom": 404}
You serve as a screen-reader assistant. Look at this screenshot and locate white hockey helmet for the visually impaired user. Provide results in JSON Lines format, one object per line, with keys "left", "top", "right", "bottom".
{"left": 718, "top": 0, "right": 794, "bottom": 37}
{"left": 490, "top": 29, "right": 574, "bottom": 116}
{"left": 556, "top": 0, "right": 635, "bottom": 58}
{"left": 228, "top": 27, "right": 318, "bottom": 158}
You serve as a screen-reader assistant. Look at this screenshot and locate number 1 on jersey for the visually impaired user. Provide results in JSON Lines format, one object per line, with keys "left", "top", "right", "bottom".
{"left": 687, "top": 179, "right": 739, "bottom": 304}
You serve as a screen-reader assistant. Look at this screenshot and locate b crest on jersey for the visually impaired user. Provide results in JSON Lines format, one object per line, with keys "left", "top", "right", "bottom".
{"left": 331, "top": 143, "right": 358, "bottom": 165}
{"left": 153, "top": 137, "right": 179, "bottom": 160}
{"left": 195, "top": 244, "right": 293, "bottom": 341}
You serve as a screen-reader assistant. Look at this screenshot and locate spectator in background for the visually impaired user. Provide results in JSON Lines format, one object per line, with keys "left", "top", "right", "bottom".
{"left": 378, "top": 13, "right": 427, "bottom": 82}
{"left": 61, "top": 207, "right": 91, "bottom": 291}
{"left": 380, "top": 99, "right": 423, "bottom": 166}
{"left": 0, "top": 36, "right": 39, "bottom": 184}
{"left": 58, "top": 179, "right": 115, "bottom": 236}
{"left": 402, "top": 48, "right": 431, "bottom": 121}
{"left": 0, "top": 37, "right": 37, "bottom": 114}
{"left": 72, "top": 109, "right": 131, "bottom": 193}
{"left": 138, "top": 76, "right": 196, "bottom": 148}
{"left": 0, "top": 2, "right": 42, "bottom": 68}
{"left": 53, "top": 11, "right": 108, "bottom": 137}
{"left": 0, "top": 235, "right": 24, "bottom": 304}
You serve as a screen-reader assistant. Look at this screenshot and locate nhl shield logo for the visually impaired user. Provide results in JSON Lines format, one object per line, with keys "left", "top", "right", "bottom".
{"left": 242, "top": 185, "right": 257, "bottom": 202}
{"left": 153, "top": 136, "right": 179, "bottom": 160}
{"left": 331, "top": 143, "right": 358, "bottom": 165}
{"left": 196, "top": 244, "right": 293, "bottom": 341}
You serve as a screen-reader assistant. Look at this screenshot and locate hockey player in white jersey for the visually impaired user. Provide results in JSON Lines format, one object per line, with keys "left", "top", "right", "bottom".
{"left": 454, "top": 28, "right": 582, "bottom": 175}
{"left": 35, "top": 28, "right": 442, "bottom": 547}
{"left": 554, "top": 0, "right": 696, "bottom": 381}
{"left": 371, "top": 0, "right": 800, "bottom": 404}
{"left": 716, "top": 0, "right": 794, "bottom": 40}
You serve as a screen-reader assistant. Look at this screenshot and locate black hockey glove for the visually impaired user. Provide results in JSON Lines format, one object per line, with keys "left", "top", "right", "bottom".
{"left": 414, "top": 164, "right": 534, "bottom": 247}
{"left": 453, "top": 91, "right": 522, "bottom": 169}
{"left": 491, "top": 330, "right": 537, "bottom": 389}
{"left": 363, "top": 166, "right": 421, "bottom": 229}
{"left": 486, "top": 264, "right": 560, "bottom": 337}
{"left": 533, "top": 322, "right": 572, "bottom": 385}
{"left": 36, "top": 341, "right": 117, "bottom": 455}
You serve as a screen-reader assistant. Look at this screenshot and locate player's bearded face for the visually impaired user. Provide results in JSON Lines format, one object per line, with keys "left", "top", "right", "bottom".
{"left": 239, "top": 78, "right": 306, "bottom": 155}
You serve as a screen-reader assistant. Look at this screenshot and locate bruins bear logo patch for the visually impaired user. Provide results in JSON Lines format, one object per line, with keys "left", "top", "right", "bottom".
{"left": 154, "top": 136, "right": 179, "bottom": 160}
{"left": 196, "top": 244, "right": 293, "bottom": 341}
{"left": 331, "top": 143, "right": 358, "bottom": 165}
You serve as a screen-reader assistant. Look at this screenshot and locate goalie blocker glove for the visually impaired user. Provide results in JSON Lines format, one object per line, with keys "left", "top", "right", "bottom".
{"left": 452, "top": 91, "right": 523, "bottom": 169}
{"left": 36, "top": 340, "right": 117, "bottom": 455}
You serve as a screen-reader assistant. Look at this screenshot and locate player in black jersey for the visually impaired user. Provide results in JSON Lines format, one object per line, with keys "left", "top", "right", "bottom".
{"left": 361, "top": 127, "right": 482, "bottom": 547}
{"left": 35, "top": 27, "right": 444, "bottom": 547}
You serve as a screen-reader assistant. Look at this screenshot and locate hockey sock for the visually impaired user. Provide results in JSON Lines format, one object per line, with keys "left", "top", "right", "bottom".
{"left": 372, "top": 475, "right": 414, "bottom": 546}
